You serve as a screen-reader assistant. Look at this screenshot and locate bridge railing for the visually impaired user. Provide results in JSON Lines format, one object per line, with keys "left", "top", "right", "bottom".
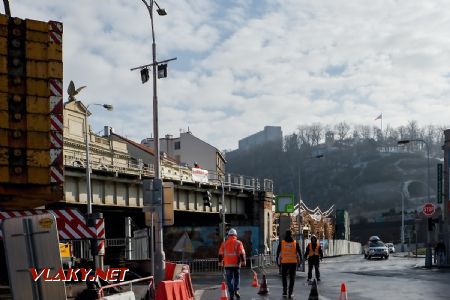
{"left": 64, "top": 148, "right": 273, "bottom": 193}
{"left": 64, "top": 148, "right": 153, "bottom": 177}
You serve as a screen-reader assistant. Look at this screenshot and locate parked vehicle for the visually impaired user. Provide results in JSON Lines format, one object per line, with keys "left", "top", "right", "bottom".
{"left": 385, "top": 243, "right": 395, "bottom": 253}
{"left": 364, "top": 236, "right": 389, "bottom": 260}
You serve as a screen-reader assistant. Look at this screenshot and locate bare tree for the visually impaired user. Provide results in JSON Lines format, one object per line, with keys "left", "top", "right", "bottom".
{"left": 335, "top": 121, "right": 351, "bottom": 141}
{"left": 354, "top": 124, "right": 371, "bottom": 140}
{"left": 310, "top": 123, "right": 323, "bottom": 146}
{"left": 297, "top": 125, "right": 312, "bottom": 146}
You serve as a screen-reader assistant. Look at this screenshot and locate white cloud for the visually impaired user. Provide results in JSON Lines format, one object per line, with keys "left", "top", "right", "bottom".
{"left": 11, "top": 0, "right": 450, "bottom": 150}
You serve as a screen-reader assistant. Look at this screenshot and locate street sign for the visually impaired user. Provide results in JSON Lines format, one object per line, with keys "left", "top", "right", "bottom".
{"left": 275, "top": 194, "right": 294, "bottom": 213}
{"left": 423, "top": 203, "right": 435, "bottom": 216}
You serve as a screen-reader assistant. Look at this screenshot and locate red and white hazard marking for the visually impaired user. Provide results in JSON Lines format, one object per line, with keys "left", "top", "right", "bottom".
{"left": 50, "top": 114, "right": 63, "bottom": 132}
{"left": 97, "top": 240, "right": 105, "bottom": 256}
{"left": 0, "top": 209, "right": 101, "bottom": 240}
{"left": 50, "top": 96, "right": 63, "bottom": 114}
{"left": 48, "top": 21, "right": 63, "bottom": 44}
{"left": 50, "top": 165, "right": 64, "bottom": 183}
{"left": 49, "top": 79, "right": 62, "bottom": 97}
{"left": 50, "top": 131, "right": 63, "bottom": 149}
{"left": 96, "top": 218, "right": 105, "bottom": 238}
{"left": 50, "top": 149, "right": 63, "bottom": 165}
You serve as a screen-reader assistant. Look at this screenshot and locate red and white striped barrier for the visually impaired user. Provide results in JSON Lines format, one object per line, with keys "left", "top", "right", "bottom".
{"left": 48, "top": 21, "right": 63, "bottom": 45}
{"left": 48, "top": 78, "right": 63, "bottom": 184}
{"left": 0, "top": 209, "right": 102, "bottom": 240}
{"left": 96, "top": 218, "right": 106, "bottom": 255}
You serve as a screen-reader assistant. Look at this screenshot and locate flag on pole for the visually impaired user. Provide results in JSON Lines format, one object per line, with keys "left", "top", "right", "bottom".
{"left": 374, "top": 113, "right": 382, "bottom": 121}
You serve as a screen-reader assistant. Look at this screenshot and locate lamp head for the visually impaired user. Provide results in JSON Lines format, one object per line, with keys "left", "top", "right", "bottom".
{"left": 103, "top": 104, "right": 114, "bottom": 111}
{"left": 157, "top": 8, "right": 167, "bottom": 16}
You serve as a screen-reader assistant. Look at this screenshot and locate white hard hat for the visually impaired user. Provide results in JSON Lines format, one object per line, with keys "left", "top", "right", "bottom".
{"left": 228, "top": 228, "right": 237, "bottom": 236}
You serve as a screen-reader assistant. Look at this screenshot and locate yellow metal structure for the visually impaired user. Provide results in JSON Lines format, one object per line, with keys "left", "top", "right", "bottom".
{"left": 0, "top": 14, "right": 64, "bottom": 209}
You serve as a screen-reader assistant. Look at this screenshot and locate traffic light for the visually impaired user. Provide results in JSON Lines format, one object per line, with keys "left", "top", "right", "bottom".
{"left": 140, "top": 68, "right": 149, "bottom": 83}
{"left": 157, "top": 64, "right": 167, "bottom": 78}
{"left": 203, "top": 190, "right": 212, "bottom": 207}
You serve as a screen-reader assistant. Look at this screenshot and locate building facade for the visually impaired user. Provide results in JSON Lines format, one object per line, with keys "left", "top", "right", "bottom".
{"left": 238, "top": 126, "right": 282, "bottom": 151}
{"left": 142, "top": 132, "right": 226, "bottom": 176}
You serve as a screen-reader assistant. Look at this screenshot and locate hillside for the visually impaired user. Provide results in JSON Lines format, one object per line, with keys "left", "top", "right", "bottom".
{"left": 226, "top": 139, "right": 441, "bottom": 221}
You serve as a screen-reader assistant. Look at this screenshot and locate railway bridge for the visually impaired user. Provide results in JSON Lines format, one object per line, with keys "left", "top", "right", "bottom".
{"left": 52, "top": 101, "right": 275, "bottom": 261}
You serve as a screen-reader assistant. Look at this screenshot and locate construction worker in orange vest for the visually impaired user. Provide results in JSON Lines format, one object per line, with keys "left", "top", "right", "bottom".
{"left": 276, "top": 230, "right": 302, "bottom": 298}
{"left": 218, "top": 228, "right": 246, "bottom": 300}
{"left": 304, "top": 234, "right": 323, "bottom": 282}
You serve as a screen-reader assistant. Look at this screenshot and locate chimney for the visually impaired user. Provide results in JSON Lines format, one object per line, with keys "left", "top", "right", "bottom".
{"left": 104, "top": 126, "right": 114, "bottom": 136}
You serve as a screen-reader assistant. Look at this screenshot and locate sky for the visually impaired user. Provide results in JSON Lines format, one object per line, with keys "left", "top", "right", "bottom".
{"left": 12, "top": 0, "right": 450, "bottom": 150}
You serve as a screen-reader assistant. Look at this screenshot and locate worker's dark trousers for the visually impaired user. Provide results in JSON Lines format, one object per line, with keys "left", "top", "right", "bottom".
{"left": 307, "top": 257, "right": 320, "bottom": 280}
{"left": 281, "top": 263, "right": 297, "bottom": 294}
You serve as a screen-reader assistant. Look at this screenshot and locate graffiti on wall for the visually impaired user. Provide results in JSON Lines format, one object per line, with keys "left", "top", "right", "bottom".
{"left": 165, "top": 226, "right": 259, "bottom": 259}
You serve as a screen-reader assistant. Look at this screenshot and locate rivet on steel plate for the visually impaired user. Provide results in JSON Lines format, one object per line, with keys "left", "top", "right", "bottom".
{"left": 13, "top": 18, "right": 22, "bottom": 25}
{"left": 12, "top": 130, "right": 22, "bottom": 138}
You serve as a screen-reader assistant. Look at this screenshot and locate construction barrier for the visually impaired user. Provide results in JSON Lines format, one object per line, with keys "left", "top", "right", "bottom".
{"left": 155, "top": 280, "right": 192, "bottom": 300}
{"left": 97, "top": 276, "right": 153, "bottom": 300}
{"left": 155, "top": 262, "right": 194, "bottom": 300}
{"left": 272, "top": 239, "right": 362, "bottom": 258}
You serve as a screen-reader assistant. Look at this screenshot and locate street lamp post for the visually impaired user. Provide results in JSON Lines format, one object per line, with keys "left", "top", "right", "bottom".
{"left": 398, "top": 139, "right": 432, "bottom": 267}
{"left": 401, "top": 189, "right": 405, "bottom": 252}
{"left": 84, "top": 102, "right": 113, "bottom": 269}
{"left": 297, "top": 154, "right": 323, "bottom": 272}
{"left": 137, "top": 0, "right": 170, "bottom": 285}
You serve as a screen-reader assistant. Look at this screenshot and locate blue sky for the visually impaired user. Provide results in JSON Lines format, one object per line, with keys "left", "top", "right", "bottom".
{"left": 13, "top": 0, "right": 450, "bottom": 150}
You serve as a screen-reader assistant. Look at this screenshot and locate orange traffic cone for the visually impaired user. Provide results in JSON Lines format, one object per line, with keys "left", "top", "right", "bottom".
{"left": 257, "top": 274, "right": 269, "bottom": 295}
{"left": 220, "top": 281, "right": 229, "bottom": 300}
{"left": 339, "top": 282, "right": 348, "bottom": 300}
{"left": 252, "top": 271, "right": 259, "bottom": 287}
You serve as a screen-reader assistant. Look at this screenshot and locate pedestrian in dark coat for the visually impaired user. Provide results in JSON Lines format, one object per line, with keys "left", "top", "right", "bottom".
{"left": 304, "top": 234, "right": 323, "bottom": 281}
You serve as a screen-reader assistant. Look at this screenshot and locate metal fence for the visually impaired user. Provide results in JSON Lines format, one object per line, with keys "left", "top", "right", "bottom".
{"left": 170, "top": 258, "right": 221, "bottom": 274}
{"left": 249, "top": 254, "right": 274, "bottom": 270}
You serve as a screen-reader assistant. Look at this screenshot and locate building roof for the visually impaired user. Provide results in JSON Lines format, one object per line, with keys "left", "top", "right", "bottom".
{"left": 181, "top": 132, "right": 226, "bottom": 163}
{"left": 111, "top": 132, "right": 179, "bottom": 163}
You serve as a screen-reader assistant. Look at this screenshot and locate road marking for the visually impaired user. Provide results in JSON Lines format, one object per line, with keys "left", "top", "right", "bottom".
{"left": 194, "top": 290, "right": 204, "bottom": 299}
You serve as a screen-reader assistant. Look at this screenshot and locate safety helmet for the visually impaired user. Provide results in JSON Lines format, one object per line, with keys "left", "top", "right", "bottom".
{"left": 228, "top": 228, "right": 237, "bottom": 236}
{"left": 311, "top": 234, "right": 317, "bottom": 240}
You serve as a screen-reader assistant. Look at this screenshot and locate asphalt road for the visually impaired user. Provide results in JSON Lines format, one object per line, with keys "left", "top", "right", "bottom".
{"left": 193, "top": 254, "right": 450, "bottom": 300}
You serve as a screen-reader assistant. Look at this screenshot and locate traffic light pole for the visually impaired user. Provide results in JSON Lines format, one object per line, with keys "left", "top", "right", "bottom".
{"left": 218, "top": 178, "right": 226, "bottom": 278}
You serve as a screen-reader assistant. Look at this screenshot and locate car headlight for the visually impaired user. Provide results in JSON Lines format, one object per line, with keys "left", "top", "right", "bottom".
{"left": 369, "top": 249, "right": 375, "bottom": 254}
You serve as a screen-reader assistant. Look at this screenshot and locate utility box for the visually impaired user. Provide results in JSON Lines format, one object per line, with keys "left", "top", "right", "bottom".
{"left": 1, "top": 213, "right": 66, "bottom": 299}
{"left": 0, "top": 14, "right": 64, "bottom": 209}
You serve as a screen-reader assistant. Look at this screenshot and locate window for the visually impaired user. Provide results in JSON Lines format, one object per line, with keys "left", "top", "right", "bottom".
{"left": 174, "top": 141, "right": 180, "bottom": 149}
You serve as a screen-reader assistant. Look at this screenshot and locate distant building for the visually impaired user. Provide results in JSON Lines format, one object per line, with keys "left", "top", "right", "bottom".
{"left": 238, "top": 126, "right": 282, "bottom": 151}
{"left": 142, "top": 131, "right": 226, "bottom": 176}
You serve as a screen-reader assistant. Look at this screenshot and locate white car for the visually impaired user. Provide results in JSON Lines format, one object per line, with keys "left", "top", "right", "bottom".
{"left": 363, "top": 236, "right": 389, "bottom": 260}
{"left": 386, "top": 243, "right": 395, "bottom": 253}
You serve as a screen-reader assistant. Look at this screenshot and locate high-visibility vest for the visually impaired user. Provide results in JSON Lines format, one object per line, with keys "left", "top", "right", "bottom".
{"left": 220, "top": 237, "right": 244, "bottom": 267}
{"left": 307, "top": 243, "right": 320, "bottom": 257}
{"left": 280, "top": 240, "right": 298, "bottom": 263}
